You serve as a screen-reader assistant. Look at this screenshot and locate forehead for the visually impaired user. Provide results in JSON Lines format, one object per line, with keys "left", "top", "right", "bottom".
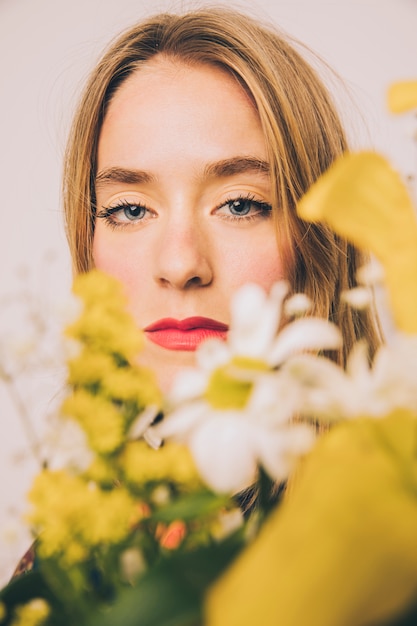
{"left": 104, "top": 55, "right": 258, "bottom": 126}
{"left": 98, "top": 55, "right": 267, "bottom": 177}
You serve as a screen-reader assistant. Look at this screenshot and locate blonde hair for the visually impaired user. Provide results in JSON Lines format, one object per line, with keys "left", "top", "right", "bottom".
{"left": 63, "top": 7, "right": 381, "bottom": 362}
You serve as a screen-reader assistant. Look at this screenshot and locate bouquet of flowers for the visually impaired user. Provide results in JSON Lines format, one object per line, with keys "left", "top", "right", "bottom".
{"left": 1, "top": 81, "right": 417, "bottom": 626}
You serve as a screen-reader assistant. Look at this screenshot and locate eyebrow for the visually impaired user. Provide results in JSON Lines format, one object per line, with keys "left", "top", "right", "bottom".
{"left": 95, "top": 167, "right": 155, "bottom": 188}
{"left": 203, "top": 156, "right": 270, "bottom": 178}
{"left": 95, "top": 156, "right": 270, "bottom": 189}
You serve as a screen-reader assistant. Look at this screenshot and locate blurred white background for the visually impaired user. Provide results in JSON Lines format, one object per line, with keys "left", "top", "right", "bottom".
{"left": 0, "top": 0, "right": 416, "bottom": 584}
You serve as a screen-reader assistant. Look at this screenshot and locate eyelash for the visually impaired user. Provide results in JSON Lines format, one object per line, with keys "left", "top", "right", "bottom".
{"left": 214, "top": 194, "right": 272, "bottom": 222}
{"left": 96, "top": 194, "right": 272, "bottom": 229}
{"left": 96, "top": 200, "right": 153, "bottom": 230}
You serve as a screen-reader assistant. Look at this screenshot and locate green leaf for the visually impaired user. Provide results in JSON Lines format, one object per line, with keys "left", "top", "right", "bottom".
{"left": 89, "top": 537, "right": 242, "bottom": 626}
{"left": 0, "top": 571, "right": 71, "bottom": 626}
{"left": 151, "top": 490, "right": 230, "bottom": 523}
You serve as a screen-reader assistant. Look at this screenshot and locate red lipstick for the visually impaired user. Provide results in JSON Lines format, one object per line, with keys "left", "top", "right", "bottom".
{"left": 144, "top": 317, "right": 228, "bottom": 351}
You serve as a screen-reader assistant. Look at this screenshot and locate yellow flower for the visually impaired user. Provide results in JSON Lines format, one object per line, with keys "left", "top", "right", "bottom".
{"left": 85, "top": 456, "right": 117, "bottom": 486}
{"left": 101, "top": 365, "right": 161, "bottom": 408}
{"left": 121, "top": 440, "right": 200, "bottom": 487}
{"left": 387, "top": 80, "right": 417, "bottom": 113}
{"left": 71, "top": 268, "right": 126, "bottom": 308}
{"left": 62, "top": 389, "right": 124, "bottom": 454}
{"left": 297, "top": 151, "right": 417, "bottom": 334}
{"left": 67, "top": 349, "right": 116, "bottom": 387}
{"left": 67, "top": 269, "right": 144, "bottom": 361}
{"left": 66, "top": 306, "right": 143, "bottom": 362}
{"left": 206, "top": 410, "right": 417, "bottom": 626}
{"left": 28, "top": 469, "right": 135, "bottom": 565}
{"left": 10, "top": 599, "right": 50, "bottom": 626}
{"left": 82, "top": 488, "right": 135, "bottom": 546}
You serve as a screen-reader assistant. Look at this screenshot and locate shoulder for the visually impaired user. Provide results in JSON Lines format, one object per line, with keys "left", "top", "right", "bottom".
{"left": 11, "top": 544, "right": 36, "bottom": 580}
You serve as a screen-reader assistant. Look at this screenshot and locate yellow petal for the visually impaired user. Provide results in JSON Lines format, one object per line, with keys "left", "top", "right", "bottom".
{"left": 387, "top": 80, "right": 417, "bottom": 113}
{"left": 297, "top": 151, "right": 417, "bottom": 333}
{"left": 206, "top": 410, "right": 417, "bottom": 626}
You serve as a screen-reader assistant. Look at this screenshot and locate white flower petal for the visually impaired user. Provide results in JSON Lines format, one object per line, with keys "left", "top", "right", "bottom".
{"left": 247, "top": 372, "right": 300, "bottom": 425}
{"left": 284, "top": 293, "right": 312, "bottom": 317}
{"left": 229, "top": 282, "right": 286, "bottom": 358}
{"left": 269, "top": 318, "right": 342, "bottom": 366}
{"left": 356, "top": 258, "right": 385, "bottom": 286}
{"left": 196, "top": 338, "right": 231, "bottom": 370}
{"left": 341, "top": 287, "right": 373, "bottom": 310}
{"left": 189, "top": 415, "right": 257, "bottom": 493}
{"left": 255, "top": 425, "right": 315, "bottom": 482}
{"left": 346, "top": 341, "right": 371, "bottom": 380}
{"left": 156, "top": 401, "right": 208, "bottom": 440}
{"left": 169, "top": 368, "right": 208, "bottom": 404}
{"left": 127, "top": 405, "right": 160, "bottom": 440}
{"left": 284, "top": 354, "right": 355, "bottom": 419}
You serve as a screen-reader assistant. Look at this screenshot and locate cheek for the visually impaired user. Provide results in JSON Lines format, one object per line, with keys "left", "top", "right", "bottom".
{"left": 221, "top": 233, "right": 290, "bottom": 292}
{"left": 92, "top": 231, "right": 145, "bottom": 295}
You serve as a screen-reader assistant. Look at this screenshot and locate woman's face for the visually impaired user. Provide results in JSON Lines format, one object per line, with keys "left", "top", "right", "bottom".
{"left": 93, "top": 57, "right": 287, "bottom": 391}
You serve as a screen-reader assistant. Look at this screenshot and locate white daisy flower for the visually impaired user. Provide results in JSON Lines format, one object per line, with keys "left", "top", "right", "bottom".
{"left": 153, "top": 282, "right": 341, "bottom": 493}
{"left": 286, "top": 333, "right": 417, "bottom": 420}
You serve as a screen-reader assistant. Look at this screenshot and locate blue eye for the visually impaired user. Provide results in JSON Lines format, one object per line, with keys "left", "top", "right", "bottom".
{"left": 96, "top": 201, "right": 151, "bottom": 227}
{"left": 120, "top": 204, "right": 147, "bottom": 221}
{"left": 215, "top": 196, "right": 272, "bottom": 221}
{"left": 227, "top": 199, "right": 253, "bottom": 216}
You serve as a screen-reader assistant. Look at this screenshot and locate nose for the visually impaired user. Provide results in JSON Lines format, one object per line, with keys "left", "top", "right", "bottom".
{"left": 153, "top": 218, "right": 213, "bottom": 290}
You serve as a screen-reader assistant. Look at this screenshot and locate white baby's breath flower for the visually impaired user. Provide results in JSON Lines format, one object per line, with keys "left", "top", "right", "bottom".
{"left": 120, "top": 547, "right": 147, "bottom": 584}
{"left": 341, "top": 287, "right": 373, "bottom": 310}
{"left": 356, "top": 258, "right": 385, "bottom": 286}
{"left": 151, "top": 484, "right": 171, "bottom": 506}
{"left": 44, "top": 416, "right": 93, "bottom": 472}
{"left": 52, "top": 293, "right": 84, "bottom": 327}
{"left": 284, "top": 293, "right": 312, "bottom": 317}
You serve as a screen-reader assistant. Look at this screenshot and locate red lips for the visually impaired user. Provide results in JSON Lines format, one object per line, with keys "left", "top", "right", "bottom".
{"left": 144, "top": 317, "right": 228, "bottom": 351}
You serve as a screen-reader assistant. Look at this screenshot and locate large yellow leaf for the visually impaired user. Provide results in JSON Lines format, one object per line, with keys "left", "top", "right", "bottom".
{"left": 297, "top": 152, "right": 417, "bottom": 333}
{"left": 206, "top": 410, "right": 417, "bottom": 626}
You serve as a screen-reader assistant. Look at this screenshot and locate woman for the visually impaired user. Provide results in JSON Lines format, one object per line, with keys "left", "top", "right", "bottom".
{"left": 63, "top": 7, "right": 381, "bottom": 393}
{"left": 13, "top": 5, "right": 381, "bottom": 578}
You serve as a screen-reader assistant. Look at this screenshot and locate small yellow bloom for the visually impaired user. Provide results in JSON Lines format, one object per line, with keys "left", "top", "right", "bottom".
{"left": 101, "top": 365, "right": 161, "bottom": 408}
{"left": 297, "top": 151, "right": 417, "bottom": 334}
{"left": 27, "top": 470, "right": 92, "bottom": 561}
{"left": 28, "top": 469, "right": 136, "bottom": 565}
{"left": 121, "top": 440, "right": 200, "bottom": 487}
{"left": 67, "top": 269, "right": 145, "bottom": 361}
{"left": 71, "top": 269, "right": 126, "bottom": 308}
{"left": 85, "top": 456, "right": 116, "bottom": 486}
{"left": 67, "top": 349, "right": 117, "bottom": 387}
{"left": 387, "top": 80, "right": 417, "bottom": 113}
{"left": 62, "top": 389, "right": 124, "bottom": 454}
{"left": 10, "top": 599, "right": 50, "bottom": 626}
{"left": 82, "top": 488, "right": 135, "bottom": 545}
{"left": 66, "top": 306, "right": 143, "bottom": 361}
